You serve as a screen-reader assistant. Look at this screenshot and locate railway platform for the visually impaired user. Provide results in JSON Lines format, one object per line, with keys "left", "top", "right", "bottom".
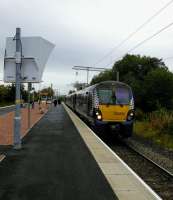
{"left": 0, "top": 104, "right": 161, "bottom": 200}
{"left": 0, "top": 105, "right": 117, "bottom": 200}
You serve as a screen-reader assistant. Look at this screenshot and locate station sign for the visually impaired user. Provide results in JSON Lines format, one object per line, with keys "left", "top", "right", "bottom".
{"left": 4, "top": 37, "right": 55, "bottom": 83}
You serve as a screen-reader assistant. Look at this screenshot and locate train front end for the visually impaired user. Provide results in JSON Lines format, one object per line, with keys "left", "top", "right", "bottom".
{"left": 94, "top": 81, "right": 134, "bottom": 138}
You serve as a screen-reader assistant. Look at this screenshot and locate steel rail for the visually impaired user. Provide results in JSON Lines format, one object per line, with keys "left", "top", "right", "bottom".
{"left": 125, "top": 141, "right": 173, "bottom": 177}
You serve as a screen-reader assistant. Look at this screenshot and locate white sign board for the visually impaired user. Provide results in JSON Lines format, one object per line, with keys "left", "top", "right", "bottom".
{"left": 4, "top": 37, "right": 55, "bottom": 83}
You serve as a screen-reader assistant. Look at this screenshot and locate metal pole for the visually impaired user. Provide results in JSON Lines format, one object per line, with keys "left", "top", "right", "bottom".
{"left": 87, "top": 68, "right": 89, "bottom": 85}
{"left": 116, "top": 71, "right": 119, "bottom": 81}
{"left": 14, "top": 28, "right": 22, "bottom": 149}
{"left": 28, "top": 82, "right": 31, "bottom": 129}
{"left": 51, "top": 83, "right": 53, "bottom": 100}
{"left": 32, "top": 87, "right": 35, "bottom": 108}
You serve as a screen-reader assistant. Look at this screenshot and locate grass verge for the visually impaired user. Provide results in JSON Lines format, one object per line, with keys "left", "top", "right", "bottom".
{"left": 0, "top": 102, "right": 14, "bottom": 107}
{"left": 134, "top": 121, "right": 173, "bottom": 150}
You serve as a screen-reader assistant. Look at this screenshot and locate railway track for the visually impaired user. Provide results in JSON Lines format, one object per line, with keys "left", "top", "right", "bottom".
{"left": 126, "top": 141, "right": 173, "bottom": 177}
{"left": 104, "top": 137, "right": 173, "bottom": 200}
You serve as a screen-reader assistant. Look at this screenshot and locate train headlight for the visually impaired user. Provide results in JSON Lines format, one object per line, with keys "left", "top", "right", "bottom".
{"left": 96, "top": 112, "right": 99, "bottom": 116}
{"left": 95, "top": 110, "right": 102, "bottom": 120}
{"left": 97, "top": 114, "right": 102, "bottom": 120}
{"left": 127, "top": 110, "right": 135, "bottom": 121}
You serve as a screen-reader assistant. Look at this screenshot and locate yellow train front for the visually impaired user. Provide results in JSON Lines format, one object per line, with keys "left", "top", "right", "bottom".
{"left": 65, "top": 81, "right": 134, "bottom": 138}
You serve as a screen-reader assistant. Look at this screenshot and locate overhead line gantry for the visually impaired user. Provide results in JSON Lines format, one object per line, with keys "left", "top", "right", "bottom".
{"left": 72, "top": 66, "right": 108, "bottom": 85}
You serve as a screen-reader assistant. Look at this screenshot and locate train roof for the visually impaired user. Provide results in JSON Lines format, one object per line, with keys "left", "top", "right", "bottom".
{"left": 94, "top": 81, "right": 131, "bottom": 89}
{"left": 66, "top": 81, "right": 131, "bottom": 97}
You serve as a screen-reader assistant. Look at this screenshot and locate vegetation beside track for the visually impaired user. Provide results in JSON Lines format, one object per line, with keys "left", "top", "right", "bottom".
{"left": 0, "top": 102, "right": 14, "bottom": 107}
{"left": 134, "top": 108, "right": 173, "bottom": 150}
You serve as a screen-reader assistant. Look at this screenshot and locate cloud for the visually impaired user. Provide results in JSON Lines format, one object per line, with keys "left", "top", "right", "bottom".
{"left": 0, "top": 0, "right": 173, "bottom": 94}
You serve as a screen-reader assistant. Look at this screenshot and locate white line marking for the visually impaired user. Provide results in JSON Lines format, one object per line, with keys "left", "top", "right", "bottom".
{"left": 63, "top": 103, "right": 162, "bottom": 200}
{"left": 0, "top": 105, "right": 15, "bottom": 109}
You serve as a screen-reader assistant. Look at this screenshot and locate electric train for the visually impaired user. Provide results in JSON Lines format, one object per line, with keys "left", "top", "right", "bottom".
{"left": 65, "top": 81, "right": 134, "bottom": 138}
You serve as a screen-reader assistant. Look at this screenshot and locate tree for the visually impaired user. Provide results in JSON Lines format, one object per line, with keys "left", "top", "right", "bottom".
{"left": 73, "top": 81, "right": 88, "bottom": 90}
{"left": 68, "top": 90, "right": 75, "bottom": 94}
{"left": 90, "top": 69, "right": 113, "bottom": 85}
{"left": 112, "top": 54, "right": 167, "bottom": 83}
{"left": 0, "top": 84, "right": 15, "bottom": 103}
{"left": 143, "top": 68, "right": 173, "bottom": 111}
{"left": 40, "top": 87, "right": 54, "bottom": 97}
{"left": 90, "top": 54, "right": 170, "bottom": 111}
{"left": 112, "top": 54, "right": 168, "bottom": 109}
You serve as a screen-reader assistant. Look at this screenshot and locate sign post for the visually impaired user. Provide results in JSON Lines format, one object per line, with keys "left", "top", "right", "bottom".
{"left": 14, "top": 28, "right": 22, "bottom": 149}
{"left": 4, "top": 29, "right": 55, "bottom": 150}
{"left": 28, "top": 83, "right": 32, "bottom": 129}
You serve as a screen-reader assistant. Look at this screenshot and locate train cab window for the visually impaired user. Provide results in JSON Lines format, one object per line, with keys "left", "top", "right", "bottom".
{"left": 115, "top": 87, "right": 131, "bottom": 104}
{"left": 97, "top": 89, "right": 116, "bottom": 105}
{"left": 97, "top": 86, "right": 131, "bottom": 105}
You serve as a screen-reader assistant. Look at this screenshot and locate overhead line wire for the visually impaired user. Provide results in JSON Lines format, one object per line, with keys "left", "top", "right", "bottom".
{"left": 106, "top": 21, "right": 173, "bottom": 67}
{"left": 93, "top": 0, "right": 173, "bottom": 66}
{"left": 127, "top": 22, "right": 173, "bottom": 53}
{"left": 164, "top": 56, "right": 173, "bottom": 60}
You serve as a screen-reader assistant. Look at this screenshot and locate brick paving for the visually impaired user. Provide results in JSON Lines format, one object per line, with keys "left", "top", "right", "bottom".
{"left": 0, "top": 103, "right": 49, "bottom": 145}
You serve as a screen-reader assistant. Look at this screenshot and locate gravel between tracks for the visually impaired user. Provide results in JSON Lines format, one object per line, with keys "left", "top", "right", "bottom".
{"left": 126, "top": 134, "right": 173, "bottom": 174}
{"left": 107, "top": 140, "right": 173, "bottom": 200}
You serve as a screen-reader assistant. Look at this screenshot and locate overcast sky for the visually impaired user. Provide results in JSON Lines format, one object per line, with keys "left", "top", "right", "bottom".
{"left": 0, "top": 0, "right": 173, "bottom": 94}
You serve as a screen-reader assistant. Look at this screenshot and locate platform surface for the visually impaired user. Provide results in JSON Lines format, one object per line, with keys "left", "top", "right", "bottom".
{"left": 0, "top": 105, "right": 117, "bottom": 200}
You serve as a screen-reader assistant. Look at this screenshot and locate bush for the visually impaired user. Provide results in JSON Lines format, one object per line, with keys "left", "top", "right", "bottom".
{"left": 143, "top": 68, "right": 173, "bottom": 111}
{"left": 167, "top": 123, "right": 173, "bottom": 135}
{"left": 135, "top": 108, "right": 145, "bottom": 121}
{"left": 148, "top": 108, "right": 173, "bottom": 134}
